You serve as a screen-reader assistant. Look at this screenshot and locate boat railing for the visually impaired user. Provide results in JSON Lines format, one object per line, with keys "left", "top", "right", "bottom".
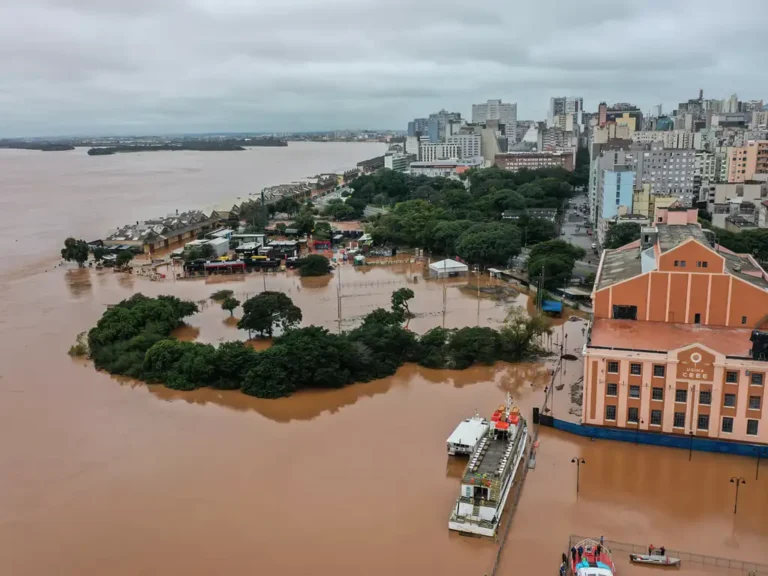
{"left": 567, "top": 535, "right": 768, "bottom": 575}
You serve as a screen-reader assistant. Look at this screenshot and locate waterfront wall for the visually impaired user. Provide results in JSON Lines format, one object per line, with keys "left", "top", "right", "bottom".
{"left": 546, "top": 417, "right": 766, "bottom": 457}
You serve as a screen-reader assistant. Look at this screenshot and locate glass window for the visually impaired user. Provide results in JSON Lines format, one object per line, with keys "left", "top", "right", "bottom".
{"left": 627, "top": 407, "right": 639, "bottom": 423}
{"left": 650, "top": 409, "right": 662, "bottom": 425}
{"left": 747, "top": 419, "right": 759, "bottom": 436}
{"left": 607, "top": 361, "right": 619, "bottom": 374}
{"left": 653, "top": 365, "right": 665, "bottom": 378}
{"left": 606, "top": 383, "right": 618, "bottom": 396}
{"left": 675, "top": 389, "right": 688, "bottom": 403}
{"left": 673, "top": 412, "right": 686, "bottom": 428}
{"left": 702, "top": 261, "right": 708, "bottom": 268}
{"left": 699, "top": 390, "right": 712, "bottom": 405}
{"left": 605, "top": 405, "right": 617, "bottom": 421}
{"left": 674, "top": 260, "right": 679, "bottom": 266}
{"left": 630, "top": 363, "right": 642, "bottom": 376}
{"left": 742, "top": 316, "right": 748, "bottom": 325}
{"left": 726, "top": 371, "right": 739, "bottom": 383}
{"left": 680, "top": 260, "right": 686, "bottom": 267}
{"left": 698, "top": 414, "right": 709, "bottom": 430}
{"left": 652, "top": 387, "right": 664, "bottom": 401}
{"left": 629, "top": 385, "right": 641, "bottom": 398}
{"left": 722, "top": 417, "right": 734, "bottom": 433}
{"left": 749, "top": 395, "right": 761, "bottom": 410}
{"left": 752, "top": 373, "right": 764, "bottom": 385}
{"left": 724, "top": 393, "right": 736, "bottom": 407}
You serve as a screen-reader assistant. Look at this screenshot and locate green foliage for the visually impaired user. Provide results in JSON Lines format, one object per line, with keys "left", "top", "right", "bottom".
{"left": 68, "top": 332, "right": 89, "bottom": 356}
{"left": 93, "top": 247, "right": 106, "bottom": 261}
{"left": 703, "top": 224, "right": 768, "bottom": 264}
{"left": 221, "top": 296, "right": 240, "bottom": 316}
{"left": 323, "top": 198, "right": 357, "bottom": 220}
{"left": 292, "top": 207, "right": 315, "bottom": 235}
{"left": 238, "top": 291, "right": 302, "bottom": 337}
{"left": 210, "top": 289, "right": 234, "bottom": 302}
{"left": 273, "top": 197, "right": 300, "bottom": 216}
{"left": 299, "top": 254, "right": 333, "bottom": 277}
{"left": 455, "top": 223, "right": 522, "bottom": 268}
{"left": 61, "top": 237, "right": 89, "bottom": 266}
{"left": 313, "top": 221, "right": 333, "bottom": 241}
{"left": 184, "top": 243, "right": 215, "bottom": 262}
{"left": 519, "top": 217, "right": 558, "bottom": 246}
{"left": 604, "top": 223, "right": 641, "bottom": 249}
{"left": 527, "top": 240, "right": 586, "bottom": 290}
{"left": 429, "top": 220, "right": 473, "bottom": 255}
{"left": 116, "top": 250, "right": 134, "bottom": 267}
{"left": 80, "top": 293, "right": 551, "bottom": 399}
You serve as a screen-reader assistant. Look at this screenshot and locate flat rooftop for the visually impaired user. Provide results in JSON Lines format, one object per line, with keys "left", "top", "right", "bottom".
{"left": 589, "top": 318, "right": 755, "bottom": 357}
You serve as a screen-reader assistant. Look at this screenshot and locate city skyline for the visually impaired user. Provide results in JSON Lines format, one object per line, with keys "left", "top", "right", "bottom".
{"left": 2, "top": 0, "right": 768, "bottom": 137}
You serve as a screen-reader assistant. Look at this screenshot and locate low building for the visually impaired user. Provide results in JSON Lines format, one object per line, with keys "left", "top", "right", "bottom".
{"left": 494, "top": 151, "right": 574, "bottom": 173}
{"left": 419, "top": 142, "right": 461, "bottom": 162}
{"left": 583, "top": 209, "right": 768, "bottom": 445}
{"left": 104, "top": 210, "right": 217, "bottom": 254}
{"left": 206, "top": 237, "right": 230, "bottom": 258}
{"left": 429, "top": 258, "right": 469, "bottom": 278}
{"left": 409, "top": 158, "right": 482, "bottom": 178}
{"left": 725, "top": 215, "right": 758, "bottom": 233}
{"left": 384, "top": 152, "right": 414, "bottom": 173}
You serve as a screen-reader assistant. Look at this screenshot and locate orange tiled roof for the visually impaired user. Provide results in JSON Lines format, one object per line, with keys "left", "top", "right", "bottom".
{"left": 589, "top": 318, "right": 753, "bottom": 357}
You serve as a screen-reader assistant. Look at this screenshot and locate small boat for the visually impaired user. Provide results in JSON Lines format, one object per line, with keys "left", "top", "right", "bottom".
{"left": 446, "top": 411, "right": 490, "bottom": 456}
{"left": 571, "top": 538, "right": 616, "bottom": 576}
{"left": 630, "top": 553, "right": 681, "bottom": 567}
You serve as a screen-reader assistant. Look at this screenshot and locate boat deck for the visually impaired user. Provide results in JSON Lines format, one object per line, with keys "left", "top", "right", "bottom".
{"left": 474, "top": 438, "right": 509, "bottom": 476}
{"left": 462, "top": 424, "right": 523, "bottom": 484}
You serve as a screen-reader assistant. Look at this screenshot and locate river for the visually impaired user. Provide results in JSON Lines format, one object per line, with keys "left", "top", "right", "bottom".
{"left": 0, "top": 146, "right": 767, "bottom": 575}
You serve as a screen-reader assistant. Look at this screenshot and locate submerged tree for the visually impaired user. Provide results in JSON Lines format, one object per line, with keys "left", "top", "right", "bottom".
{"left": 61, "top": 237, "right": 89, "bottom": 267}
{"left": 221, "top": 296, "right": 240, "bottom": 317}
{"left": 238, "top": 291, "right": 302, "bottom": 337}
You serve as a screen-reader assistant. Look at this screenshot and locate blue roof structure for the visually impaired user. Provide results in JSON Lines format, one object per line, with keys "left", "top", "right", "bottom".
{"left": 542, "top": 300, "right": 563, "bottom": 314}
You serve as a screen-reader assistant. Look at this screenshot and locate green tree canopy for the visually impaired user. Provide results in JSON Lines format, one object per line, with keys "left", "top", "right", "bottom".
{"left": 221, "top": 296, "right": 240, "bottom": 316}
{"left": 604, "top": 223, "right": 641, "bottom": 249}
{"left": 455, "top": 223, "right": 522, "bottom": 268}
{"left": 238, "top": 291, "right": 302, "bottom": 337}
{"left": 293, "top": 207, "right": 315, "bottom": 235}
{"left": 323, "top": 198, "right": 357, "bottom": 220}
{"left": 61, "top": 237, "right": 89, "bottom": 266}
{"left": 116, "top": 250, "right": 134, "bottom": 267}
{"left": 299, "top": 254, "right": 333, "bottom": 277}
{"left": 527, "top": 240, "right": 586, "bottom": 290}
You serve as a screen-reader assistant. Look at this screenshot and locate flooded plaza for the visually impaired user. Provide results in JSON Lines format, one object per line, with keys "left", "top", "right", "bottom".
{"left": 0, "top": 262, "right": 766, "bottom": 576}
{"left": 1, "top": 148, "right": 767, "bottom": 575}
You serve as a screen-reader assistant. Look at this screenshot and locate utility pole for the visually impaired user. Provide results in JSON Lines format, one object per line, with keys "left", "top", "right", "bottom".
{"left": 571, "top": 457, "right": 586, "bottom": 499}
{"left": 337, "top": 262, "right": 343, "bottom": 333}
{"left": 476, "top": 265, "right": 481, "bottom": 327}
{"left": 442, "top": 259, "right": 447, "bottom": 329}
{"left": 730, "top": 477, "right": 746, "bottom": 514}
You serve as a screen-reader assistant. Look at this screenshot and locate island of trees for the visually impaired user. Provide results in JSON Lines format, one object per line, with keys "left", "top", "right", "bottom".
{"left": 80, "top": 291, "right": 551, "bottom": 398}
{"left": 0, "top": 140, "right": 75, "bottom": 151}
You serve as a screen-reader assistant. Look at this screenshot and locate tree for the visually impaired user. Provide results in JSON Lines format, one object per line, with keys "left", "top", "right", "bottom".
{"left": 274, "top": 197, "right": 300, "bottom": 216}
{"left": 184, "top": 243, "right": 215, "bottom": 262}
{"left": 429, "top": 220, "right": 473, "bottom": 255}
{"left": 238, "top": 291, "right": 302, "bottom": 337}
{"left": 210, "top": 289, "right": 234, "bottom": 302}
{"left": 519, "top": 217, "right": 558, "bottom": 246}
{"left": 313, "top": 221, "right": 333, "bottom": 241}
{"left": 213, "top": 341, "right": 260, "bottom": 390}
{"left": 116, "top": 250, "right": 134, "bottom": 267}
{"left": 324, "top": 199, "right": 356, "bottom": 220}
{"left": 61, "top": 237, "right": 89, "bottom": 267}
{"left": 455, "top": 223, "right": 522, "bottom": 268}
{"left": 604, "top": 223, "right": 641, "bottom": 249}
{"left": 221, "top": 296, "right": 240, "bottom": 316}
{"left": 527, "top": 240, "right": 586, "bottom": 290}
{"left": 391, "top": 288, "right": 415, "bottom": 321}
{"left": 93, "top": 247, "right": 106, "bottom": 261}
{"left": 299, "top": 254, "right": 333, "bottom": 277}
{"left": 293, "top": 207, "right": 315, "bottom": 235}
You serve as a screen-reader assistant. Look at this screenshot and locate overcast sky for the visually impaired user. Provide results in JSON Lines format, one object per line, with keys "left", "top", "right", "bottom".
{"left": 1, "top": 0, "right": 767, "bottom": 137}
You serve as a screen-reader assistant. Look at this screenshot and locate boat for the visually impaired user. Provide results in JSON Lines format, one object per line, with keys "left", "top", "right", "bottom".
{"left": 446, "top": 412, "right": 490, "bottom": 456}
{"left": 630, "top": 553, "right": 681, "bottom": 567}
{"left": 570, "top": 538, "right": 616, "bottom": 576}
{"left": 448, "top": 394, "right": 529, "bottom": 537}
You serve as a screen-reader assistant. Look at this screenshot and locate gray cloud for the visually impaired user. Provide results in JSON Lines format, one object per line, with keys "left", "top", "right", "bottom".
{"left": 1, "top": 0, "right": 767, "bottom": 136}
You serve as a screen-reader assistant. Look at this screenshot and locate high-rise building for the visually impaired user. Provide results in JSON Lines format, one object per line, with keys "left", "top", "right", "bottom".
{"left": 472, "top": 99, "right": 517, "bottom": 140}
{"left": 727, "top": 140, "right": 768, "bottom": 183}
{"left": 425, "top": 110, "right": 461, "bottom": 143}
{"left": 445, "top": 134, "right": 482, "bottom": 159}
{"left": 548, "top": 96, "right": 583, "bottom": 128}
{"left": 634, "top": 142, "right": 696, "bottom": 202}
{"left": 407, "top": 118, "right": 428, "bottom": 137}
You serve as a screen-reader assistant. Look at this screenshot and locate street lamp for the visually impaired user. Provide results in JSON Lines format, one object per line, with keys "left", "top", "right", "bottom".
{"left": 635, "top": 418, "right": 644, "bottom": 445}
{"left": 754, "top": 447, "right": 766, "bottom": 481}
{"left": 571, "top": 457, "right": 586, "bottom": 498}
{"left": 730, "top": 477, "right": 746, "bottom": 514}
{"left": 688, "top": 430, "right": 695, "bottom": 461}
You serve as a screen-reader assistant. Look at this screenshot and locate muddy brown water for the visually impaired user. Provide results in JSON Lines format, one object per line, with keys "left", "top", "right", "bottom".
{"left": 1, "top": 149, "right": 767, "bottom": 575}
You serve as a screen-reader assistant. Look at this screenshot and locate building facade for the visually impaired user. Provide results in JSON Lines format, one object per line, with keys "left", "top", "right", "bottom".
{"left": 418, "top": 142, "right": 461, "bottom": 162}
{"left": 584, "top": 208, "right": 768, "bottom": 445}
{"left": 635, "top": 142, "right": 696, "bottom": 202}
{"left": 445, "top": 134, "right": 482, "bottom": 159}
{"left": 494, "top": 151, "right": 574, "bottom": 173}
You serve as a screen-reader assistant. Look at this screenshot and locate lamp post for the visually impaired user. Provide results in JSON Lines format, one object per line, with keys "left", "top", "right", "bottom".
{"left": 571, "top": 457, "right": 586, "bottom": 498}
{"left": 635, "top": 418, "right": 644, "bottom": 445}
{"left": 688, "top": 430, "right": 695, "bottom": 461}
{"left": 755, "top": 447, "right": 766, "bottom": 481}
{"left": 730, "top": 477, "right": 746, "bottom": 514}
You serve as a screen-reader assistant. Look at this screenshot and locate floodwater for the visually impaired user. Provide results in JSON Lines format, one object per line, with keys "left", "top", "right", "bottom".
{"left": 1, "top": 149, "right": 768, "bottom": 575}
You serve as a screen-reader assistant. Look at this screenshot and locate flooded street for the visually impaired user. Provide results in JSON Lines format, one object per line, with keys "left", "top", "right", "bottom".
{"left": 1, "top": 149, "right": 767, "bottom": 575}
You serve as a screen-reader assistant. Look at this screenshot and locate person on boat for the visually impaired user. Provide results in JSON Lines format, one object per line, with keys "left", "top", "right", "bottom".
{"left": 559, "top": 562, "right": 566, "bottom": 576}
{"left": 596, "top": 543, "right": 602, "bottom": 559}
{"left": 648, "top": 544, "right": 655, "bottom": 555}
{"left": 577, "top": 545, "right": 584, "bottom": 560}
{"left": 600, "top": 535, "right": 604, "bottom": 546}
{"left": 570, "top": 547, "right": 577, "bottom": 562}
{"left": 660, "top": 546, "right": 666, "bottom": 557}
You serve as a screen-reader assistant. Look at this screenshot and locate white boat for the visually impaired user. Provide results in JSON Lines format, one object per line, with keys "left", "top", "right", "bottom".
{"left": 446, "top": 412, "right": 490, "bottom": 456}
{"left": 630, "top": 553, "right": 681, "bottom": 567}
{"left": 448, "top": 394, "right": 528, "bottom": 537}
{"left": 571, "top": 538, "right": 616, "bottom": 576}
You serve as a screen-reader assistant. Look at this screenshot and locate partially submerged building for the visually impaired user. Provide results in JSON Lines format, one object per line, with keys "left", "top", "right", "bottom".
{"left": 104, "top": 210, "right": 218, "bottom": 254}
{"left": 583, "top": 205, "right": 768, "bottom": 445}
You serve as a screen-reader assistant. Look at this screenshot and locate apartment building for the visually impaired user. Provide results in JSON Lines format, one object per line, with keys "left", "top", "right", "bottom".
{"left": 418, "top": 142, "right": 460, "bottom": 162}
{"left": 445, "top": 134, "right": 482, "bottom": 159}
{"left": 635, "top": 142, "right": 696, "bottom": 201}
{"left": 494, "top": 151, "right": 574, "bottom": 173}
{"left": 584, "top": 205, "right": 768, "bottom": 445}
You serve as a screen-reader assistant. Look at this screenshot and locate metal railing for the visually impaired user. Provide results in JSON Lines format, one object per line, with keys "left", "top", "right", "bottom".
{"left": 567, "top": 535, "right": 768, "bottom": 575}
